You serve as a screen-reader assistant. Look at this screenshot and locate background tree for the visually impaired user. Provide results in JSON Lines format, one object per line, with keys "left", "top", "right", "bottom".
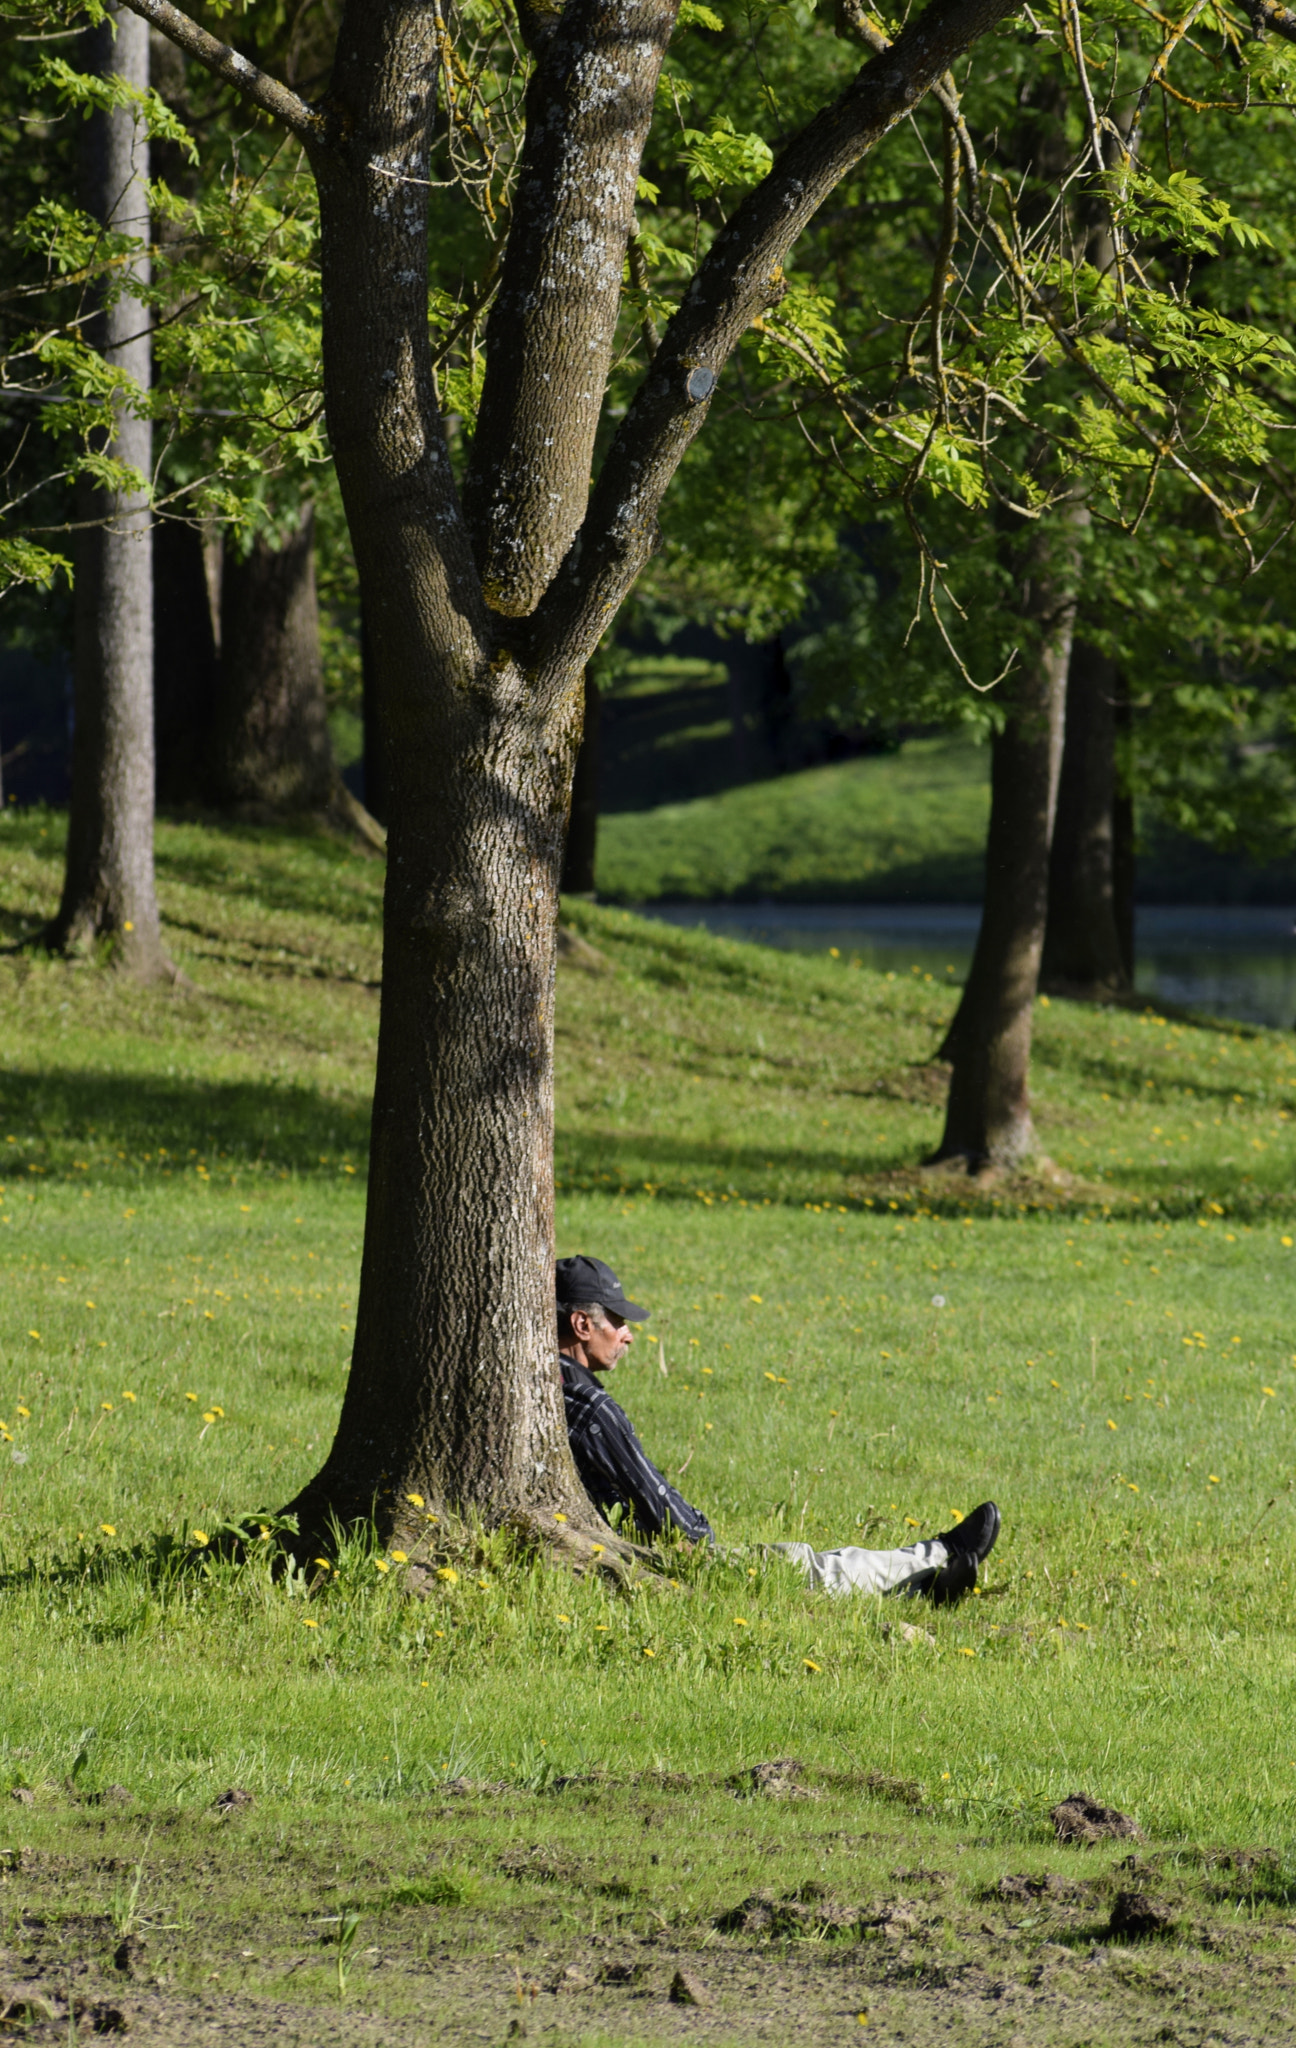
{"left": 44, "top": 5, "right": 169, "bottom": 977}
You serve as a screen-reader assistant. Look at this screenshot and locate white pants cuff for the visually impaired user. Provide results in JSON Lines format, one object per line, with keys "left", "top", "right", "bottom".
{"left": 771, "top": 1537, "right": 949, "bottom": 1597}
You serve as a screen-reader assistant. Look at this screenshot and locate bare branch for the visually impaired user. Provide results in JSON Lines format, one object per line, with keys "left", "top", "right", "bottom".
{"left": 114, "top": 0, "right": 322, "bottom": 145}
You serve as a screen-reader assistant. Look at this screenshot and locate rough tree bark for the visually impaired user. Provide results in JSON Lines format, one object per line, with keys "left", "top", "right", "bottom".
{"left": 559, "top": 670, "right": 601, "bottom": 895}
{"left": 47, "top": 6, "right": 171, "bottom": 980}
{"left": 206, "top": 504, "right": 336, "bottom": 812}
{"left": 931, "top": 509, "right": 1083, "bottom": 1171}
{"left": 1041, "top": 639, "right": 1131, "bottom": 998}
{"left": 124, "top": 0, "right": 1029, "bottom": 1549}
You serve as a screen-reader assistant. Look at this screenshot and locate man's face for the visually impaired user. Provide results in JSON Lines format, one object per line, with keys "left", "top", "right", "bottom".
{"left": 568, "top": 1305, "right": 633, "bottom": 1372}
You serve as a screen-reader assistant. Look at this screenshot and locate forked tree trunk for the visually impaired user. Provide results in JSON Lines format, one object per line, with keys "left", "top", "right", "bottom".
{"left": 126, "top": 0, "right": 1030, "bottom": 1551}
{"left": 931, "top": 511, "right": 1083, "bottom": 1171}
{"left": 560, "top": 668, "right": 601, "bottom": 895}
{"left": 1041, "top": 639, "right": 1130, "bottom": 997}
{"left": 47, "top": 6, "right": 170, "bottom": 980}
{"left": 206, "top": 504, "right": 336, "bottom": 811}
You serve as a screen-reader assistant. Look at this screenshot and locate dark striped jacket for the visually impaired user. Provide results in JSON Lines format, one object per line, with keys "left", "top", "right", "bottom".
{"left": 559, "top": 1354, "right": 713, "bottom": 1545}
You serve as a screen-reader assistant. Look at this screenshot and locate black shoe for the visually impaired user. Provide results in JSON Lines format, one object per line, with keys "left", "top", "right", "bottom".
{"left": 893, "top": 1552, "right": 977, "bottom": 1607}
{"left": 934, "top": 1501, "right": 1000, "bottom": 1566}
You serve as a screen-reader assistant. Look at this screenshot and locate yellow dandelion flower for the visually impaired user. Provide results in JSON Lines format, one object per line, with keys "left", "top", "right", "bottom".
{"left": 1106, "top": 1419, "right": 1117, "bottom": 1430}
{"left": 16, "top": 1406, "right": 30, "bottom": 1418}
{"left": 436, "top": 1567, "right": 458, "bottom": 1584}
{"left": 27, "top": 1330, "right": 40, "bottom": 1341}
{"left": 957, "top": 1647, "right": 976, "bottom": 1657}
{"left": 101, "top": 1401, "right": 113, "bottom": 1413}
{"left": 184, "top": 1392, "right": 197, "bottom": 1402}
{"left": 434, "top": 1629, "right": 445, "bottom": 1639}
{"left": 803, "top": 1658, "right": 821, "bottom": 1672}
{"left": 202, "top": 1411, "right": 216, "bottom": 1424}
{"left": 389, "top": 1550, "right": 408, "bottom": 1564}
{"left": 1209, "top": 1475, "right": 1220, "bottom": 1484}
{"left": 302, "top": 1618, "right": 319, "bottom": 1628}
{"left": 733, "top": 1616, "right": 748, "bottom": 1626}
{"left": 210, "top": 1404, "right": 224, "bottom": 1417}
{"left": 749, "top": 1294, "right": 763, "bottom": 1304}
{"left": 313, "top": 1559, "right": 332, "bottom": 1571}
{"left": 553, "top": 1512, "right": 567, "bottom": 1523}
{"left": 556, "top": 1613, "right": 571, "bottom": 1624}
{"left": 590, "top": 1543, "right": 605, "bottom": 1556}
{"left": 100, "top": 1524, "right": 116, "bottom": 1537}
{"left": 642, "top": 1647, "right": 655, "bottom": 1657}
{"left": 121, "top": 1392, "right": 135, "bottom": 1404}
{"left": 191, "top": 1530, "right": 209, "bottom": 1546}
{"left": 904, "top": 1517, "right": 919, "bottom": 1528}
{"left": 477, "top": 1578, "right": 489, "bottom": 1589}
{"left": 406, "top": 1492, "right": 424, "bottom": 1508}
{"left": 1263, "top": 1387, "right": 1277, "bottom": 1398}
{"left": 85, "top": 1300, "right": 95, "bottom": 1309}
{"left": 374, "top": 1559, "right": 390, "bottom": 1574}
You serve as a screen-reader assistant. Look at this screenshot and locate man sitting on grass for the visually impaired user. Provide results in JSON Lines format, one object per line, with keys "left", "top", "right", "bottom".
{"left": 557, "top": 1255, "right": 999, "bottom": 1605}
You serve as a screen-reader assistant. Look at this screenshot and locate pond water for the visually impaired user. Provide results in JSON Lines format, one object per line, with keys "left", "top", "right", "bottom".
{"left": 637, "top": 903, "right": 1296, "bottom": 1032}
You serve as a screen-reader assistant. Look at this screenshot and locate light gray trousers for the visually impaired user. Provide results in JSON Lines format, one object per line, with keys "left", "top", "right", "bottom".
{"left": 771, "top": 1536, "right": 949, "bottom": 1596}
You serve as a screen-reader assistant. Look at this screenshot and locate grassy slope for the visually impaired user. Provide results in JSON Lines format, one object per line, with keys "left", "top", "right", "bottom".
{"left": 1, "top": 813, "right": 1296, "bottom": 2040}
{"left": 595, "top": 734, "right": 991, "bottom": 901}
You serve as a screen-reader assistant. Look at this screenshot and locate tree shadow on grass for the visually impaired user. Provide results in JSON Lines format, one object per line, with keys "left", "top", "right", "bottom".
{"left": 0, "top": 1066, "right": 371, "bottom": 1177}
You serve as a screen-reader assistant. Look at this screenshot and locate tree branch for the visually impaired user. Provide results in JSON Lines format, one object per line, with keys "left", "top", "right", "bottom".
{"left": 535, "top": 0, "right": 1023, "bottom": 664}
{"left": 114, "top": 0, "right": 322, "bottom": 144}
{"left": 464, "top": 0, "right": 679, "bottom": 618}
{"left": 1246, "top": 0, "right": 1296, "bottom": 41}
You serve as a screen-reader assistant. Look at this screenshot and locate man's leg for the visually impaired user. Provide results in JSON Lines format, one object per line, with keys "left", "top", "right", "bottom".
{"left": 772, "top": 1503, "right": 1000, "bottom": 1601}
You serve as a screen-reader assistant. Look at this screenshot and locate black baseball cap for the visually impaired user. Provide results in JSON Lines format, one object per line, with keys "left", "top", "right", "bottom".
{"left": 555, "top": 1255, "right": 649, "bottom": 1323}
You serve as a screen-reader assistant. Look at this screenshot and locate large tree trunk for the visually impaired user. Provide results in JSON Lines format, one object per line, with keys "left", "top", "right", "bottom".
{"left": 1041, "top": 640, "right": 1131, "bottom": 997}
{"left": 47, "top": 6, "right": 170, "bottom": 981}
{"left": 126, "top": 0, "right": 1030, "bottom": 1551}
{"left": 930, "top": 512, "right": 1083, "bottom": 1171}
{"left": 206, "top": 504, "right": 336, "bottom": 812}
{"left": 1112, "top": 668, "right": 1136, "bottom": 982}
{"left": 559, "top": 668, "right": 601, "bottom": 895}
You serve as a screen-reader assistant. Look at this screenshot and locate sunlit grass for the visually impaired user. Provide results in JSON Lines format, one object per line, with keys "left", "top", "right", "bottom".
{"left": 0, "top": 809, "right": 1293, "bottom": 1853}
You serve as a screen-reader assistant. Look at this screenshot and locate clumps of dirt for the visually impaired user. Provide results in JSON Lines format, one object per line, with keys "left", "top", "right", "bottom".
{"left": 891, "top": 1868, "right": 950, "bottom": 1892}
{"left": 213, "top": 1787, "right": 254, "bottom": 1816}
{"left": 1108, "top": 1890, "right": 1179, "bottom": 1941}
{"left": 113, "top": 1932, "right": 147, "bottom": 1976}
{"left": 1049, "top": 1793, "right": 1143, "bottom": 1844}
{"left": 993, "top": 1872, "right": 1097, "bottom": 1906}
{"left": 669, "top": 1967, "right": 712, "bottom": 2007}
{"left": 548, "top": 1964, "right": 594, "bottom": 1993}
{"left": 598, "top": 1959, "right": 647, "bottom": 1986}
{"left": 499, "top": 1844, "right": 586, "bottom": 1887}
{"left": 714, "top": 1883, "right": 921, "bottom": 1942}
{"left": 84, "top": 1786, "right": 134, "bottom": 1809}
{"left": 1197, "top": 1847, "right": 1287, "bottom": 1903}
{"left": 865, "top": 1770, "right": 927, "bottom": 1809}
{"left": 739, "top": 1759, "right": 816, "bottom": 1801}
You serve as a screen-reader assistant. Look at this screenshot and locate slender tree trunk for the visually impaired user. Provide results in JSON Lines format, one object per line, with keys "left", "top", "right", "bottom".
{"left": 559, "top": 668, "right": 601, "bottom": 895}
{"left": 206, "top": 504, "right": 336, "bottom": 812}
{"left": 1041, "top": 639, "right": 1130, "bottom": 996}
{"left": 931, "top": 511, "right": 1083, "bottom": 1171}
{"left": 47, "top": 6, "right": 169, "bottom": 980}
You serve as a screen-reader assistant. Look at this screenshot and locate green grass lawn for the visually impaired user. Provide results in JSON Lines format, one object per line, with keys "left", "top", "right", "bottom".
{"left": 1, "top": 810, "right": 1295, "bottom": 2044}
{"left": 595, "top": 733, "right": 991, "bottom": 902}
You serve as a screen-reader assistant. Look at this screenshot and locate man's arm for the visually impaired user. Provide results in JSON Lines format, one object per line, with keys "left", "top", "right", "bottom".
{"left": 574, "top": 1388, "right": 713, "bottom": 1544}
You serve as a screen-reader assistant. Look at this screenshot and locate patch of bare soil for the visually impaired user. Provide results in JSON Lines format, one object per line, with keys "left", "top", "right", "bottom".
{"left": 3, "top": 1787, "right": 1296, "bottom": 2046}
